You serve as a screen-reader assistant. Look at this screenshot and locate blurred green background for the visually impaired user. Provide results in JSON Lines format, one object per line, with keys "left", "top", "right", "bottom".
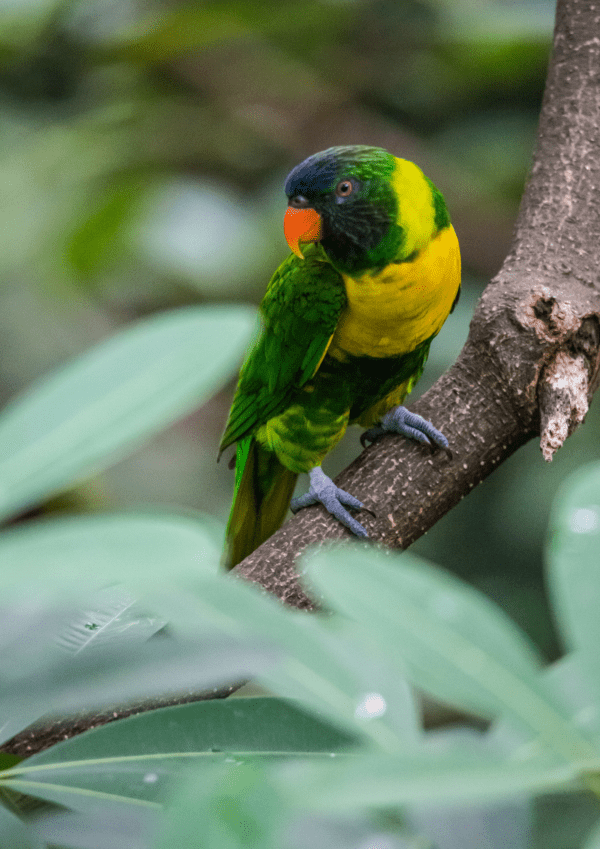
{"left": 0, "top": 0, "right": 593, "bottom": 658}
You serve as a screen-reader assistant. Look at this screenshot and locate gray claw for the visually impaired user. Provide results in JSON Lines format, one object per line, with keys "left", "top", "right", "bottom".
{"left": 290, "top": 466, "right": 370, "bottom": 538}
{"left": 368, "top": 406, "right": 450, "bottom": 453}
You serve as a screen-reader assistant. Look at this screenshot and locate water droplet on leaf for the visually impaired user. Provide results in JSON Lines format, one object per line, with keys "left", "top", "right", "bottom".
{"left": 570, "top": 506, "right": 600, "bottom": 534}
{"left": 355, "top": 692, "right": 387, "bottom": 719}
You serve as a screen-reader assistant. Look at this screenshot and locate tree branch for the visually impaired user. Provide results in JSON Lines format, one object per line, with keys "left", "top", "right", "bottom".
{"left": 233, "top": 0, "right": 600, "bottom": 607}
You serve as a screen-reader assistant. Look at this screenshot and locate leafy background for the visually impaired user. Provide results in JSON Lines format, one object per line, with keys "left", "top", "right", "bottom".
{"left": 2, "top": 0, "right": 600, "bottom": 846}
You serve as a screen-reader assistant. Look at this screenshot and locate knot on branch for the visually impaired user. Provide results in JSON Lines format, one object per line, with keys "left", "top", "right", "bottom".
{"left": 522, "top": 285, "right": 580, "bottom": 342}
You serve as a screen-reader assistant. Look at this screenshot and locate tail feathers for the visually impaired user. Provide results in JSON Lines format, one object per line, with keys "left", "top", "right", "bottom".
{"left": 225, "top": 438, "right": 297, "bottom": 569}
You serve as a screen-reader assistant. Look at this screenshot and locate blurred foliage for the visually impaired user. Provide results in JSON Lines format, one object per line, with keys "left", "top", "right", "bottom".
{"left": 0, "top": 0, "right": 590, "bottom": 689}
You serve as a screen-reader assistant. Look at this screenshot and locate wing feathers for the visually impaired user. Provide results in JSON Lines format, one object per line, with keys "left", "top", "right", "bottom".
{"left": 219, "top": 250, "right": 346, "bottom": 453}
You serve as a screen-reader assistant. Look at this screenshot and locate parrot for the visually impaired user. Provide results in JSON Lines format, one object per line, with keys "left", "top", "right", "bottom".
{"left": 220, "top": 145, "right": 461, "bottom": 568}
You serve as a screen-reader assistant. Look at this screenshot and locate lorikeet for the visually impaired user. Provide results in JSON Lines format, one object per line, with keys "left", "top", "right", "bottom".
{"left": 220, "top": 145, "right": 460, "bottom": 568}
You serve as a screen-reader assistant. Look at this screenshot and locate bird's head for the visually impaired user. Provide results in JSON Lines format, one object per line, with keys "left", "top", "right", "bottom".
{"left": 283, "top": 145, "right": 449, "bottom": 276}
{"left": 284, "top": 145, "right": 404, "bottom": 275}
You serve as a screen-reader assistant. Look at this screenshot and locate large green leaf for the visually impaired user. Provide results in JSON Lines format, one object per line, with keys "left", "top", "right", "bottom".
{"left": 0, "top": 511, "right": 417, "bottom": 748}
{"left": 546, "top": 462, "right": 600, "bottom": 701}
{"left": 304, "top": 546, "right": 597, "bottom": 762}
{"left": 0, "top": 699, "right": 349, "bottom": 815}
{"left": 21, "top": 698, "right": 353, "bottom": 765}
{"left": 0, "top": 511, "right": 221, "bottom": 599}
{"left": 0, "top": 305, "right": 255, "bottom": 520}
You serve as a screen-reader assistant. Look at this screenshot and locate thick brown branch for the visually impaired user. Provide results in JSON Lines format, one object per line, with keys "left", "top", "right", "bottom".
{"left": 233, "top": 0, "right": 600, "bottom": 605}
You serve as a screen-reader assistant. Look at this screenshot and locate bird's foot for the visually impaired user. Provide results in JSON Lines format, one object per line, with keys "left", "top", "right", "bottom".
{"left": 361, "top": 405, "right": 452, "bottom": 458}
{"left": 290, "top": 466, "right": 374, "bottom": 538}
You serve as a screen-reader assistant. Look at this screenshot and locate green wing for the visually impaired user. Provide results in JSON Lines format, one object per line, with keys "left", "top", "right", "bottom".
{"left": 220, "top": 247, "right": 347, "bottom": 453}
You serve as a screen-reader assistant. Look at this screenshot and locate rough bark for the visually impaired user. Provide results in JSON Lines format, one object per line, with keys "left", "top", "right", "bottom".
{"left": 233, "top": 0, "right": 600, "bottom": 607}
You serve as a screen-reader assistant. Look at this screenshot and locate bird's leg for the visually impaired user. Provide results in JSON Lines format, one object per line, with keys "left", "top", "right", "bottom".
{"left": 361, "top": 406, "right": 451, "bottom": 457}
{"left": 290, "top": 465, "right": 373, "bottom": 538}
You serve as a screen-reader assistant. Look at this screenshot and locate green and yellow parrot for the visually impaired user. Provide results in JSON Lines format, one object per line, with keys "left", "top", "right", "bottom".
{"left": 220, "top": 145, "right": 460, "bottom": 568}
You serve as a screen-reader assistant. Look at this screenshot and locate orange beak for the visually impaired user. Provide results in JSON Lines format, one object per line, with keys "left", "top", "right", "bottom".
{"left": 284, "top": 206, "right": 322, "bottom": 259}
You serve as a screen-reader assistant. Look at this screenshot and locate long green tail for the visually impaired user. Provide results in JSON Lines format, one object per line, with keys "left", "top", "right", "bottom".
{"left": 225, "top": 436, "right": 297, "bottom": 569}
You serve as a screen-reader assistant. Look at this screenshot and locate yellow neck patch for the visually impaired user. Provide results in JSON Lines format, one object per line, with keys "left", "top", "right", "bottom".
{"left": 390, "top": 157, "right": 438, "bottom": 261}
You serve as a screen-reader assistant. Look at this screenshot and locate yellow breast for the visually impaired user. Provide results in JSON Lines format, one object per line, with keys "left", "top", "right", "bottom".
{"left": 328, "top": 224, "right": 460, "bottom": 359}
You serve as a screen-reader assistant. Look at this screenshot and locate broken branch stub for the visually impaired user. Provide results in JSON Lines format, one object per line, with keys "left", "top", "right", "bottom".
{"left": 501, "top": 282, "right": 600, "bottom": 461}
{"left": 539, "top": 349, "right": 589, "bottom": 461}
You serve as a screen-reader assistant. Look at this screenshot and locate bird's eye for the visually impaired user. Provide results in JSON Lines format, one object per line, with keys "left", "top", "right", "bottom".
{"left": 335, "top": 179, "right": 353, "bottom": 198}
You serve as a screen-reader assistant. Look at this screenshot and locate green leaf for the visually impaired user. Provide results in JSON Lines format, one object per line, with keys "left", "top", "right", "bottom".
{"left": 0, "top": 305, "right": 255, "bottom": 520}
{"left": 0, "top": 513, "right": 267, "bottom": 744}
{"left": 1, "top": 774, "right": 162, "bottom": 817}
{"left": 304, "top": 546, "right": 597, "bottom": 762}
{"left": 18, "top": 698, "right": 353, "bottom": 766}
{"left": 0, "top": 511, "right": 276, "bottom": 745}
{"left": 546, "top": 462, "right": 600, "bottom": 700}
{"left": 0, "top": 699, "right": 349, "bottom": 820}
{"left": 0, "top": 514, "right": 417, "bottom": 751}
{"left": 0, "top": 804, "right": 43, "bottom": 849}
{"left": 0, "top": 511, "right": 221, "bottom": 599}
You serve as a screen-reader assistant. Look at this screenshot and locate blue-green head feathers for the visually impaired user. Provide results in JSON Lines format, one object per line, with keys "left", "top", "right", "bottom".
{"left": 284, "top": 145, "right": 449, "bottom": 275}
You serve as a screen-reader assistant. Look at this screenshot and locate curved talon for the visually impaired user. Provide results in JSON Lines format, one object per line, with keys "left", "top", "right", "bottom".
{"left": 360, "top": 426, "right": 385, "bottom": 448}
{"left": 290, "top": 466, "right": 370, "bottom": 538}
